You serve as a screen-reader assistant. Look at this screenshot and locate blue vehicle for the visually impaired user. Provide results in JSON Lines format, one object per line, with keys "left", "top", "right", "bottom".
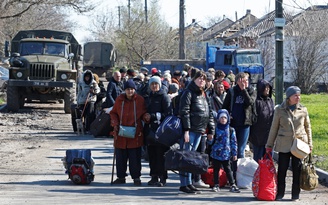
{"left": 140, "top": 44, "right": 264, "bottom": 84}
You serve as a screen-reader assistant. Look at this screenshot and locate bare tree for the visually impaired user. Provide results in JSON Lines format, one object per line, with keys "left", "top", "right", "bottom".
{"left": 0, "top": 0, "right": 94, "bottom": 19}
{"left": 113, "top": 0, "right": 178, "bottom": 68}
{"left": 285, "top": 7, "right": 328, "bottom": 93}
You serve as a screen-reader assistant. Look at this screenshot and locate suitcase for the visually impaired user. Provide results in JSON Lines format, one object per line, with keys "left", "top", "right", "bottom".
{"left": 90, "top": 111, "right": 113, "bottom": 137}
{"left": 201, "top": 167, "right": 228, "bottom": 188}
{"left": 70, "top": 103, "right": 81, "bottom": 132}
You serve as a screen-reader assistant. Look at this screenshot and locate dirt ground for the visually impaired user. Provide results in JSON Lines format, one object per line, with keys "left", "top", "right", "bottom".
{"left": 0, "top": 102, "right": 327, "bottom": 205}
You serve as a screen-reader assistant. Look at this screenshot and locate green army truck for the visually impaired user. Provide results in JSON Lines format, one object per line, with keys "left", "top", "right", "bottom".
{"left": 5, "top": 29, "right": 82, "bottom": 113}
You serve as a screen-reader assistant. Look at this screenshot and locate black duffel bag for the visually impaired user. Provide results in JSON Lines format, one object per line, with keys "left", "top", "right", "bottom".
{"left": 164, "top": 147, "right": 209, "bottom": 174}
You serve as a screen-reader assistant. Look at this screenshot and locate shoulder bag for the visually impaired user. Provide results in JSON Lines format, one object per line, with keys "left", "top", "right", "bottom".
{"left": 287, "top": 111, "right": 310, "bottom": 159}
{"left": 118, "top": 101, "right": 137, "bottom": 138}
{"left": 300, "top": 153, "right": 319, "bottom": 191}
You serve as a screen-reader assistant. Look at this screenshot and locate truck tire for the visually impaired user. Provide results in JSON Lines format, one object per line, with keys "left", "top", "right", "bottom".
{"left": 7, "top": 85, "right": 20, "bottom": 112}
{"left": 64, "top": 80, "right": 76, "bottom": 114}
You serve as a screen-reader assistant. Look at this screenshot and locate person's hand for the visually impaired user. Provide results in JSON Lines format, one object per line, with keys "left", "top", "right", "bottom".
{"left": 207, "top": 134, "right": 213, "bottom": 141}
{"left": 266, "top": 147, "right": 273, "bottom": 154}
{"left": 184, "top": 131, "right": 190, "bottom": 143}
{"left": 113, "top": 125, "right": 119, "bottom": 132}
{"left": 237, "top": 77, "right": 247, "bottom": 90}
{"left": 232, "top": 156, "right": 237, "bottom": 161}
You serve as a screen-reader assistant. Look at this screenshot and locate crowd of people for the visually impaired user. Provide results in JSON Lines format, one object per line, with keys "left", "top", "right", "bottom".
{"left": 75, "top": 64, "right": 313, "bottom": 200}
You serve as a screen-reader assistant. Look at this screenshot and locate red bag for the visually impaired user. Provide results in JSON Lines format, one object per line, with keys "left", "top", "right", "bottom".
{"left": 252, "top": 153, "right": 277, "bottom": 201}
{"left": 201, "top": 167, "right": 227, "bottom": 188}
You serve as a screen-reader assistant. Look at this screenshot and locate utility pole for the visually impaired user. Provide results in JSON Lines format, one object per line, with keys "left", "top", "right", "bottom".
{"left": 128, "top": 0, "right": 131, "bottom": 20}
{"left": 179, "top": 0, "right": 185, "bottom": 59}
{"left": 275, "top": 0, "right": 284, "bottom": 104}
{"left": 118, "top": 6, "right": 121, "bottom": 28}
{"left": 145, "top": 0, "right": 148, "bottom": 23}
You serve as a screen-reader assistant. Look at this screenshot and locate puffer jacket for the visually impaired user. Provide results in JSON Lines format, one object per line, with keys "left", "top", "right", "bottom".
{"left": 210, "top": 109, "right": 237, "bottom": 161}
{"left": 249, "top": 79, "right": 274, "bottom": 146}
{"left": 110, "top": 93, "right": 147, "bottom": 149}
{"left": 266, "top": 100, "right": 312, "bottom": 153}
{"left": 77, "top": 70, "right": 100, "bottom": 105}
{"left": 179, "top": 80, "right": 215, "bottom": 135}
{"left": 146, "top": 88, "right": 172, "bottom": 131}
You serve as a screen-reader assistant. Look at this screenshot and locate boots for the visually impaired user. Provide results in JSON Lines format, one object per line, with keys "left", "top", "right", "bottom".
{"left": 147, "top": 176, "right": 158, "bottom": 186}
{"left": 157, "top": 176, "right": 166, "bottom": 187}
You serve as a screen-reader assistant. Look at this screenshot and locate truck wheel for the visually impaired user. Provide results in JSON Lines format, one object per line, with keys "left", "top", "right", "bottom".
{"left": 64, "top": 80, "right": 76, "bottom": 114}
{"left": 7, "top": 85, "right": 20, "bottom": 112}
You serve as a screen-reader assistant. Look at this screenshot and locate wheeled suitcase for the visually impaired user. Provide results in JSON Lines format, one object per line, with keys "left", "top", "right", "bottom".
{"left": 70, "top": 103, "right": 79, "bottom": 132}
{"left": 90, "top": 111, "right": 113, "bottom": 137}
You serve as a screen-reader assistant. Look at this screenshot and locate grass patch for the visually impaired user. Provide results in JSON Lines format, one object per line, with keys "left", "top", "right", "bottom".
{"left": 301, "top": 94, "right": 328, "bottom": 170}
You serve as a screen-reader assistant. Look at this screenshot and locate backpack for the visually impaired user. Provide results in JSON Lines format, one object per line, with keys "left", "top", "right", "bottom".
{"left": 65, "top": 149, "right": 94, "bottom": 185}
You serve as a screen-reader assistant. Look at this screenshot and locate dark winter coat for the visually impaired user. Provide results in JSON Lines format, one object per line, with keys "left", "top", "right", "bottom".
{"left": 249, "top": 79, "right": 275, "bottom": 146}
{"left": 103, "top": 78, "right": 123, "bottom": 108}
{"left": 145, "top": 88, "right": 172, "bottom": 134}
{"left": 110, "top": 93, "right": 147, "bottom": 149}
{"left": 179, "top": 81, "right": 215, "bottom": 135}
{"left": 222, "top": 84, "right": 257, "bottom": 127}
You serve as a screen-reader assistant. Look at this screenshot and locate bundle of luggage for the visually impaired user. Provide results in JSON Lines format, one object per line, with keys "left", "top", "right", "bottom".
{"left": 63, "top": 149, "right": 95, "bottom": 185}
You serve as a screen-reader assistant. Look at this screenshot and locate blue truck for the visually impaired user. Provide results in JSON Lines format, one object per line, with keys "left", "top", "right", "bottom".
{"left": 140, "top": 44, "right": 264, "bottom": 84}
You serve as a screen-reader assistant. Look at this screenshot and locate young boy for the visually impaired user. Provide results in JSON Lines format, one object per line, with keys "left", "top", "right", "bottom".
{"left": 208, "top": 109, "right": 240, "bottom": 193}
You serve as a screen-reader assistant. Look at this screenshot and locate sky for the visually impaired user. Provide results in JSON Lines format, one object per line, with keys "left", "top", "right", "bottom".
{"left": 73, "top": 0, "right": 328, "bottom": 43}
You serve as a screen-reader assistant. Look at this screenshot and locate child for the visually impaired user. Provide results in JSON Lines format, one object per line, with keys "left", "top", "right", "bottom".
{"left": 208, "top": 109, "right": 240, "bottom": 193}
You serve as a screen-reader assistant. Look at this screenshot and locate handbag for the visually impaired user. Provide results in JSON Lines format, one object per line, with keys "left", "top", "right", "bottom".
{"left": 287, "top": 110, "right": 310, "bottom": 159}
{"left": 252, "top": 153, "right": 277, "bottom": 201}
{"left": 164, "top": 145, "right": 209, "bottom": 175}
{"left": 118, "top": 101, "right": 137, "bottom": 138}
{"left": 291, "top": 138, "right": 310, "bottom": 159}
{"left": 300, "top": 153, "right": 319, "bottom": 191}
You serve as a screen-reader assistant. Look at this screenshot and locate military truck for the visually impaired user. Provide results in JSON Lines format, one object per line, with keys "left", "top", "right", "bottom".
{"left": 5, "top": 29, "right": 82, "bottom": 113}
{"left": 83, "top": 41, "right": 116, "bottom": 81}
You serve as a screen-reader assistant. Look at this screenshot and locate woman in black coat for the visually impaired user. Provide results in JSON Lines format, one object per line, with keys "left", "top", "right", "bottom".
{"left": 144, "top": 76, "right": 172, "bottom": 187}
{"left": 249, "top": 79, "right": 274, "bottom": 162}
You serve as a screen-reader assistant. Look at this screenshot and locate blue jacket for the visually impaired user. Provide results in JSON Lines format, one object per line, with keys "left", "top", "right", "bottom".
{"left": 210, "top": 109, "right": 238, "bottom": 161}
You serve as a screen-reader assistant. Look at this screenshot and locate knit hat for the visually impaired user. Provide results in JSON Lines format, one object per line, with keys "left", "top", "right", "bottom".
{"left": 286, "top": 86, "right": 301, "bottom": 99}
{"left": 218, "top": 112, "right": 228, "bottom": 119}
{"left": 127, "top": 68, "right": 136, "bottom": 76}
{"left": 149, "top": 76, "right": 162, "bottom": 88}
{"left": 169, "top": 83, "right": 179, "bottom": 93}
{"left": 140, "top": 67, "right": 149, "bottom": 73}
{"left": 151, "top": 68, "right": 158, "bottom": 75}
{"left": 124, "top": 79, "right": 136, "bottom": 90}
{"left": 119, "top": 67, "right": 127, "bottom": 73}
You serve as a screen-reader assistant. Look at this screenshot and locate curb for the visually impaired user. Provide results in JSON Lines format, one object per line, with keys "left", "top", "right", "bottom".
{"left": 273, "top": 151, "right": 328, "bottom": 186}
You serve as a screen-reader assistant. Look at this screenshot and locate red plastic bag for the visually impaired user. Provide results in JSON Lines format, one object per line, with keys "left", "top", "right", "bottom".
{"left": 201, "top": 167, "right": 227, "bottom": 188}
{"left": 252, "top": 153, "right": 277, "bottom": 201}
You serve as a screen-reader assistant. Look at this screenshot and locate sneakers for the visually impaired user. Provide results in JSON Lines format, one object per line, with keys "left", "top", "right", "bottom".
{"left": 212, "top": 184, "right": 220, "bottom": 192}
{"left": 229, "top": 185, "right": 240, "bottom": 193}
{"left": 157, "top": 177, "right": 166, "bottom": 187}
{"left": 147, "top": 176, "right": 158, "bottom": 186}
{"left": 192, "top": 179, "right": 210, "bottom": 188}
{"left": 133, "top": 178, "right": 142, "bottom": 186}
{"left": 179, "top": 186, "right": 196, "bottom": 194}
{"left": 111, "top": 178, "right": 126, "bottom": 184}
{"left": 187, "top": 184, "right": 202, "bottom": 194}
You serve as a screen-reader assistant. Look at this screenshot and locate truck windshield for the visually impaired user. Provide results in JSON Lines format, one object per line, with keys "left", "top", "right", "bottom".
{"left": 20, "top": 42, "right": 67, "bottom": 56}
{"left": 236, "top": 53, "right": 262, "bottom": 66}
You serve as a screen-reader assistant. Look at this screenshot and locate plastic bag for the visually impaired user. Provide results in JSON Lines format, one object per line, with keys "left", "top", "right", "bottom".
{"left": 236, "top": 157, "right": 258, "bottom": 189}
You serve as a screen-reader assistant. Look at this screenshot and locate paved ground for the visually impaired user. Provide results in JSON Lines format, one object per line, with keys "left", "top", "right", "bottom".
{"left": 0, "top": 103, "right": 327, "bottom": 205}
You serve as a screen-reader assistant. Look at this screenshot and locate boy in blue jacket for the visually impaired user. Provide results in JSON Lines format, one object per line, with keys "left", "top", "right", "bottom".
{"left": 208, "top": 109, "right": 240, "bottom": 193}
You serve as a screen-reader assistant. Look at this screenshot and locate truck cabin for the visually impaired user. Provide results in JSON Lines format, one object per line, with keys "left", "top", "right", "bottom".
{"left": 19, "top": 39, "right": 69, "bottom": 57}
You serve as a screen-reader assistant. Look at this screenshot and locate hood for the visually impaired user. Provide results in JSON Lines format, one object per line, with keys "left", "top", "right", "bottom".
{"left": 217, "top": 109, "right": 230, "bottom": 125}
{"left": 256, "top": 79, "right": 272, "bottom": 98}
{"left": 22, "top": 55, "right": 68, "bottom": 64}
{"left": 82, "top": 70, "right": 94, "bottom": 85}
